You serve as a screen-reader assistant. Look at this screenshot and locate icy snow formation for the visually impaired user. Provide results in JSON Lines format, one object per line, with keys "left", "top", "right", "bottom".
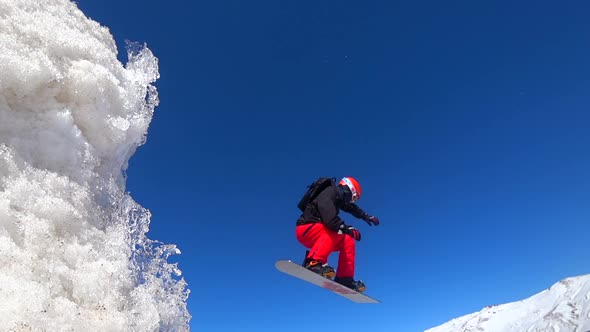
{"left": 0, "top": 0, "right": 190, "bottom": 330}
{"left": 426, "top": 275, "right": 590, "bottom": 332}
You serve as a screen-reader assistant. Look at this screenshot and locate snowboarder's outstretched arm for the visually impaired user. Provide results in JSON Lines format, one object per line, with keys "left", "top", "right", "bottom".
{"left": 341, "top": 203, "right": 380, "bottom": 226}
{"left": 341, "top": 203, "right": 367, "bottom": 219}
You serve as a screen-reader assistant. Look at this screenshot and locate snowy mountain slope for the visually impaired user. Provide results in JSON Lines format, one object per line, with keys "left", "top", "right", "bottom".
{"left": 426, "top": 274, "right": 590, "bottom": 332}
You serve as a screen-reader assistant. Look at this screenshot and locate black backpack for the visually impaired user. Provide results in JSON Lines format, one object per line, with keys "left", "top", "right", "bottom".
{"left": 297, "top": 177, "right": 336, "bottom": 212}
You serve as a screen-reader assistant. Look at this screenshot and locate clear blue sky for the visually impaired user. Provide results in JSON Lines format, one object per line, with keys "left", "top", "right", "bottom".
{"left": 78, "top": 1, "right": 590, "bottom": 331}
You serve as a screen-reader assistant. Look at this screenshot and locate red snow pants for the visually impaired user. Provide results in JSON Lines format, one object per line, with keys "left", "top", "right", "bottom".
{"left": 296, "top": 222, "right": 356, "bottom": 278}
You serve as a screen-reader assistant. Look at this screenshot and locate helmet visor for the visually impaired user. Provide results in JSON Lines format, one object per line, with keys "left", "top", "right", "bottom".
{"left": 342, "top": 177, "right": 359, "bottom": 203}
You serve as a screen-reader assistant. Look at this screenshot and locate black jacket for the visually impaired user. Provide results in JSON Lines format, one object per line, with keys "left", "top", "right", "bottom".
{"left": 297, "top": 184, "right": 368, "bottom": 231}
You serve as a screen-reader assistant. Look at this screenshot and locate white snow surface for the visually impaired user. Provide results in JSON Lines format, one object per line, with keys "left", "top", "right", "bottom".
{"left": 0, "top": 0, "right": 190, "bottom": 331}
{"left": 426, "top": 274, "right": 590, "bottom": 332}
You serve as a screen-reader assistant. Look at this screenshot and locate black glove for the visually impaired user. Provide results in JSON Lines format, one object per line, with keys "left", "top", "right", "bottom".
{"left": 363, "top": 214, "right": 380, "bottom": 226}
{"left": 339, "top": 224, "right": 361, "bottom": 241}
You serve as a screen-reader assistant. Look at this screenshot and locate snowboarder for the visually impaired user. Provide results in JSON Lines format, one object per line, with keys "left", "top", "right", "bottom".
{"left": 295, "top": 176, "right": 380, "bottom": 293}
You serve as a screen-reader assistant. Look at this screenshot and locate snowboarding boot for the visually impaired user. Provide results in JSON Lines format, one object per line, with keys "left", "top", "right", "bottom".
{"left": 334, "top": 277, "right": 366, "bottom": 293}
{"left": 304, "top": 259, "right": 335, "bottom": 279}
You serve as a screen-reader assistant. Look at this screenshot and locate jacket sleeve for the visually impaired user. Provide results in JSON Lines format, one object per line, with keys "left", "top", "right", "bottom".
{"left": 315, "top": 187, "right": 345, "bottom": 231}
{"left": 341, "top": 203, "right": 368, "bottom": 220}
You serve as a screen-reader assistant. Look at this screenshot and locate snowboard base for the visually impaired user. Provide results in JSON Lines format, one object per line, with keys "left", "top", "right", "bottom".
{"left": 275, "top": 259, "right": 380, "bottom": 303}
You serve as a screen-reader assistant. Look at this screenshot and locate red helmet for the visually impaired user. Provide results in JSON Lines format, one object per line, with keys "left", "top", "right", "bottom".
{"left": 339, "top": 177, "right": 362, "bottom": 203}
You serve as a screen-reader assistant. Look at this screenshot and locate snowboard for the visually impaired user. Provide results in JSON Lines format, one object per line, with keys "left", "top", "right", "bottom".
{"left": 275, "top": 259, "right": 380, "bottom": 303}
